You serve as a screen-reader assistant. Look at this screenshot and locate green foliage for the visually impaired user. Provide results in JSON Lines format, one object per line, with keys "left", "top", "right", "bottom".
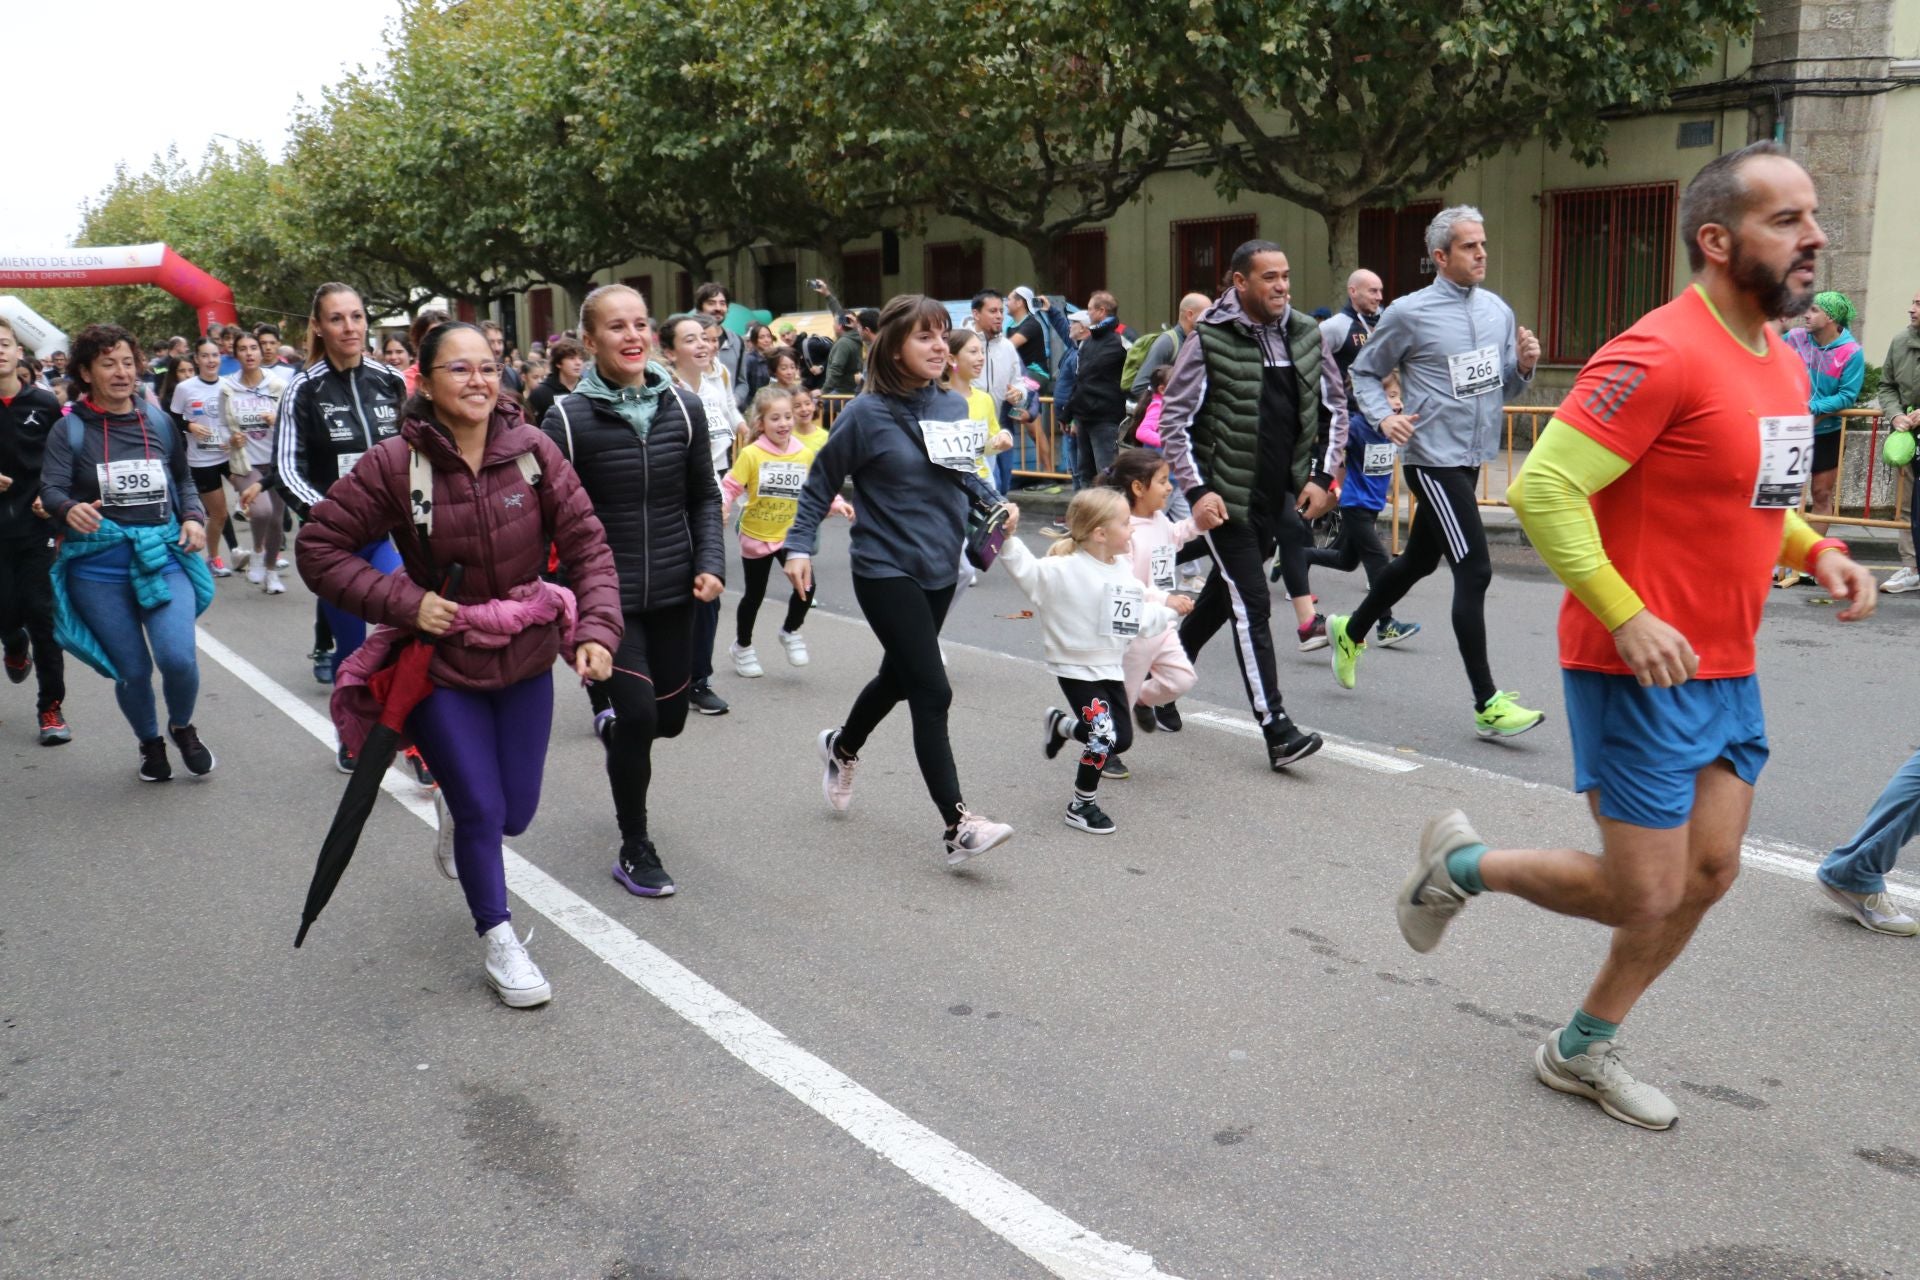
{"left": 1859, "top": 361, "right": 1882, "bottom": 408}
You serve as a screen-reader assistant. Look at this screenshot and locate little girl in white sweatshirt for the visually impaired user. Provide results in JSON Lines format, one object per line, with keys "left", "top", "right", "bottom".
{"left": 999, "top": 487, "right": 1178, "bottom": 835}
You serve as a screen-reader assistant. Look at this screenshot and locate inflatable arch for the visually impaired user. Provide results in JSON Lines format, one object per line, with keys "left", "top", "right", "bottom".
{"left": 0, "top": 296, "right": 68, "bottom": 357}
{"left": 0, "top": 245, "right": 239, "bottom": 335}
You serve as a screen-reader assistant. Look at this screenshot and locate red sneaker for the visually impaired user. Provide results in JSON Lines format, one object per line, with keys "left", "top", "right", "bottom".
{"left": 38, "top": 703, "right": 71, "bottom": 746}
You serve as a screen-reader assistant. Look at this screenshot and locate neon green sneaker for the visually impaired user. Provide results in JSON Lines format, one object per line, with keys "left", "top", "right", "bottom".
{"left": 1475, "top": 691, "right": 1544, "bottom": 738}
{"left": 1328, "top": 615, "right": 1364, "bottom": 689}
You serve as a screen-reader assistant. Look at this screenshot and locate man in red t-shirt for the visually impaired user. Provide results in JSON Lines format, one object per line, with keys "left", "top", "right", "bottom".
{"left": 1390, "top": 142, "right": 1877, "bottom": 1131}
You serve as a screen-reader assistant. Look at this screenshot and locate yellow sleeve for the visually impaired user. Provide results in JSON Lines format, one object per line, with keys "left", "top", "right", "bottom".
{"left": 727, "top": 445, "right": 756, "bottom": 492}
{"left": 1777, "top": 510, "right": 1824, "bottom": 573}
{"left": 1505, "top": 418, "right": 1644, "bottom": 631}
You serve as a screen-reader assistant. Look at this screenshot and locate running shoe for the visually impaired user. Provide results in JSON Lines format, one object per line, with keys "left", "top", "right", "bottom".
{"left": 232, "top": 548, "right": 252, "bottom": 574}
{"left": 481, "top": 922, "right": 552, "bottom": 1008}
{"left": 1534, "top": 1033, "right": 1677, "bottom": 1131}
{"left": 1100, "top": 755, "right": 1130, "bottom": 780}
{"left": 1817, "top": 879, "right": 1920, "bottom": 936}
{"left": 1042, "top": 708, "right": 1074, "bottom": 759}
{"left": 1375, "top": 619, "right": 1422, "bottom": 648}
{"left": 264, "top": 571, "right": 287, "bottom": 595}
{"left": 246, "top": 564, "right": 266, "bottom": 585}
{"left": 943, "top": 808, "right": 1013, "bottom": 866}
{"left": 37, "top": 703, "right": 70, "bottom": 746}
{"left": 402, "top": 746, "right": 435, "bottom": 788}
{"left": 336, "top": 742, "right": 356, "bottom": 774}
{"left": 730, "top": 643, "right": 764, "bottom": 678}
{"left": 1475, "top": 691, "right": 1545, "bottom": 739}
{"left": 209, "top": 557, "right": 233, "bottom": 579}
{"left": 311, "top": 648, "right": 336, "bottom": 685}
{"left": 168, "top": 723, "right": 215, "bottom": 776}
{"left": 1040, "top": 521, "right": 1068, "bottom": 538}
{"left": 1883, "top": 567, "right": 1920, "bottom": 595}
{"left": 1297, "top": 613, "right": 1329, "bottom": 652}
{"left": 1064, "top": 797, "right": 1116, "bottom": 834}
{"left": 1772, "top": 569, "right": 1805, "bottom": 590}
{"left": 1396, "top": 809, "right": 1481, "bottom": 953}
{"left": 1328, "top": 615, "right": 1364, "bottom": 689}
{"left": 778, "top": 629, "right": 810, "bottom": 666}
{"left": 138, "top": 736, "right": 172, "bottom": 782}
{"left": 612, "top": 839, "right": 676, "bottom": 897}
{"left": 689, "top": 683, "right": 729, "bottom": 715}
{"left": 1134, "top": 702, "right": 1157, "bottom": 734}
{"left": 274, "top": 556, "right": 290, "bottom": 570}
{"left": 818, "top": 728, "right": 857, "bottom": 811}
{"left": 431, "top": 789, "right": 458, "bottom": 881}
{"left": 3, "top": 639, "right": 29, "bottom": 684}
{"left": 1154, "top": 702, "right": 1183, "bottom": 732}
{"left": 1264, "top": 714, "right": 1323, "bottom": 770}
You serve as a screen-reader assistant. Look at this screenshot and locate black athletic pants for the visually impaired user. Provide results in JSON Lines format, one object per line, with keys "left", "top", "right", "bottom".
{"left": 1057, "top": 676, "right": 1131, "bottom": 794}
{"left": 1305, "top": 507, "right": 1397, "bottom": 632}
{"left": 837, "top": 575, "right": 964, "bottom": 826}
{"left": 1179, "top": 501, "right": 1292, "bottom": 728}
{"left": 736, "top": 550, "right": 813, "bottom": 648}
{"left": 597, "top": 603, "right": 694, "bottom": 847}
{"left": 0, "top": 537, "right": 64, "bottom": 713}
{"left": 691, "top": 597, "right": 719, "bottom": 686}
{"left": 1344, "top": 464, "right": 1495, "bottom": 707}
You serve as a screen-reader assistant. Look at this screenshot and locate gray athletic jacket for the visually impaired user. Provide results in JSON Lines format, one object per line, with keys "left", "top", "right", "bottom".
{"left": 1350, "top": 276, "right": 1531, "bottom": 468}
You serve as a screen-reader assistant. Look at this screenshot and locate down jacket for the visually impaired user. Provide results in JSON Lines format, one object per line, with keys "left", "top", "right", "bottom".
{"left": 538, "top": 381, "right": 725, "bottom": 615}
{"left": 297, "top": 402, "right": 622, "bottom": 692}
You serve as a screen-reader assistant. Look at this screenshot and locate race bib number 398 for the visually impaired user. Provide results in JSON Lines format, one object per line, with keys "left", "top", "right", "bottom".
{"left": 1752, "top": 415, "right": 1814, "bottom": 509}
{"left": 96, "top": 459, "right": 166, "bottom": 507}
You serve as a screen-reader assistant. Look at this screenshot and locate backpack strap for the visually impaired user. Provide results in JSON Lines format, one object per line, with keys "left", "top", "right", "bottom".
{"left": 555, "top": 396, "right": 576, "bottom": 461}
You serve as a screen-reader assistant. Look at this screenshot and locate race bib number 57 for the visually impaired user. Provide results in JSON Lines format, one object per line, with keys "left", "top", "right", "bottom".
{"left": 1752, "top": 415, "right": 1814, "bottom": 508}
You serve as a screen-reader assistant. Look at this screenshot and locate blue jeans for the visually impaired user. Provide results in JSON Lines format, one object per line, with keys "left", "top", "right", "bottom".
{"left": 67, "top": 567, "right": 200, "bottom": 742}
{"left": 1820, "top": 748, "right": 1920, "bottom": 894}
{"left": 317, "top": 540, "right": 402, "bottom": 668}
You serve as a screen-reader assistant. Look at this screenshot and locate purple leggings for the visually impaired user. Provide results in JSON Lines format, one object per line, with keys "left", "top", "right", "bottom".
{"left": 407, "top": 671, "right": 554, "bottom": 934}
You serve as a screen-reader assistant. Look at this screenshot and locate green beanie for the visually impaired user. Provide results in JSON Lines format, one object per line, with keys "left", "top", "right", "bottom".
{"left": 1814, "top": 290, "right": 1855, "bottom": 332}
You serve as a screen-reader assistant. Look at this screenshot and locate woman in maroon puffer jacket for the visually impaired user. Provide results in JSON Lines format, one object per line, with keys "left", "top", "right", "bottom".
{"left": 300, "top": 323, "right": 621, "bottom": 1009}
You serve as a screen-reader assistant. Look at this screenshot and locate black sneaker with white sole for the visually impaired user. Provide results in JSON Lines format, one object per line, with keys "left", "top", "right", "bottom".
{"left": 689, "top": 684, "right": 729, "bottom": 716}
{"left": 1042, "top": 708, "right": 1073, "bottom": 759}
{"left": 1133, "top": 702, "right": 1157, "bottom": 734}
{"left": 1264, "top": 714, "right": 1323, "bottom": 770}
{"left": 1154, "top": 702, "right": 1183, "bottom": 732}
{"left": 1064, "top": 797, "right": 1116, "bottom": 834}
{"left": 138, "top": 736, "right": 172, "bottom": 782}
{"left": 168, "top": 723, "right": 215, "bottom": 776}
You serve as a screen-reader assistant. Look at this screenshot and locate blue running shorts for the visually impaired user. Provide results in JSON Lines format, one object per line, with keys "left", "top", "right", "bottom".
{"left": 1562, "top": 670, "right": 1768, "bottom": 830}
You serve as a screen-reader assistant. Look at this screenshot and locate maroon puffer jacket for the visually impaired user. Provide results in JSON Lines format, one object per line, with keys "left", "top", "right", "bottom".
{"left": 298, "top": 402, "right": 622, "bottom": 692}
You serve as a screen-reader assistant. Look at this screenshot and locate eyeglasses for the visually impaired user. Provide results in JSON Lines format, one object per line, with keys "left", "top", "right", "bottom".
{"left": 433, "top": 361, "right": 505, "bottom": 382}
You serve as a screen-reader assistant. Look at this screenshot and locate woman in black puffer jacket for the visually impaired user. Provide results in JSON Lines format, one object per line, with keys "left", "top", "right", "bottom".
{"left": 541, "top": 283, "right": 724, "bottom": 900}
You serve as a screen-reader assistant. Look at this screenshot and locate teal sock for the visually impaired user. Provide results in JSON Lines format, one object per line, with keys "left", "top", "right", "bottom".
{"left": 1557, "top": 1009, "right": 1621, "bottom": 1059}
{"left": 1443, "top": 843, "right": 1488, "bottom": 895}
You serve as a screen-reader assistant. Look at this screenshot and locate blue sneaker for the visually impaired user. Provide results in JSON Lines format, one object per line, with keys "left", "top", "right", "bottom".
{"left": 311, "top": 647, "right": 336, "bottom": 685}
{"left": 1376, "top": 619, "right": 1422, "bottom": 648}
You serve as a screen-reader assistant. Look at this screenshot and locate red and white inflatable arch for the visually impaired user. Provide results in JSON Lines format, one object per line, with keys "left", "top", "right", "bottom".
{"left": 0, "top": 244, "right": 239, "bottom": 335}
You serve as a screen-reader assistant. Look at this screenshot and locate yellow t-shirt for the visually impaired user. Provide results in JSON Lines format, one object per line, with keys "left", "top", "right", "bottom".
{"left": 793, "top": 424, "right": 829, "bottom": 453}
{"left": 963, "top": 387, "right": 998, "bottom": 482}
{"left": 728, "top": 437, "right": 817, "bottom": 544}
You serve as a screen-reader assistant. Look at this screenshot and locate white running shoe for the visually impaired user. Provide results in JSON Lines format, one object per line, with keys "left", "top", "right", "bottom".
{"left": 246, "top": 564, "right": 266, "bottom": 585}
{"left": 1818, "top": 880, "right": 1920, "bottom": 935}
{"left": 264, "top": 570, "right": 287, "bottom": 595}
{"left": 819, "top": 728, "right": 857, "bottom": 812}
{"left": 233, "top": 548, "right": 252, "bottom": 573}
{"left": 1397, "top": 809, "right": 1482, "bottom": 953}
{"left": 481, "top": 922, "right": 551, "bottom": 1008}
{"left": 730, "top": 643, "right": 764, "bottom": 678}
{"left": 943, "top": 807, "right": 1013, "bottom": 866}
{"left": 274, "top": 556, "right": 290, "bottom": 570}
{"left": 1882, "top": 567, "right": 1920, "bottom": 595}
{"left": 779, "top": 629, "right": 810, "bottom": 666}
{"left": 1534, "top": 1033, "right": 1677, "bottom": 1131}
{"left": 431, "top": 789, "right": 458, "bottom": 881}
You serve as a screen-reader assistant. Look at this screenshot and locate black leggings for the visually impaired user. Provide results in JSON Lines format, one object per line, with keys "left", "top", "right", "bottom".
{"left": 1305, "top": 507, "right": 1397, "bottom": 631}
{"left": 0, "top": 537, "right": 64, "bottom": 713}
{"left": 737, "top": 550, "right": 813, "bottom": 647}
{"left": 1057, "top": 676, "right": 1132, "bottom": 794}
{"left": 1345, "top": 465, "right": 1495, "bottom": 707}
{"left": 598, "top": 604, "right": 694, "bottom": 845}
{"left": 838, "top": 576, "right": 964, "bottom": 826}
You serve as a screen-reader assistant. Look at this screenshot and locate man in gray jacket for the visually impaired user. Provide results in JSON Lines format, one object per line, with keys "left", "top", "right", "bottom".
{"left": 1326, "top": 205, "right": 1546, "bottom": 739}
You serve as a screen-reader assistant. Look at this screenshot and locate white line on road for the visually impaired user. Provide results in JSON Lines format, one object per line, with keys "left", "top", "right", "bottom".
{"left": 1180, "top": 710, "right": 1420, "bottom": 773}
{"left": 194, "top": 627, "right": 1185, "bottom": 1280}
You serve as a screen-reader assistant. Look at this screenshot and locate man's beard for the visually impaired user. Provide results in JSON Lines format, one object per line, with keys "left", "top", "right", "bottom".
{"left": 1731, "top": 237, "right": 1817, "bottom": 321}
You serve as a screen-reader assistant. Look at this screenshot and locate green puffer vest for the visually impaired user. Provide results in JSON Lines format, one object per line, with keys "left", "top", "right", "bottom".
{"left": 1192, "top": 311, "right": 1324, "bottom": 519}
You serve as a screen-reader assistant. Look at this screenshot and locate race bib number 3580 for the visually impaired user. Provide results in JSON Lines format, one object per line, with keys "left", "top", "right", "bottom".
{"left": 1752, "top": 414, "right": 1814, "bottom": 509}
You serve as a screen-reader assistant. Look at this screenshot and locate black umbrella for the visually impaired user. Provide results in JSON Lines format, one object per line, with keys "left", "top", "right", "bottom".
{"left": 295, "top": 565, "right": 461, "bottom": 948}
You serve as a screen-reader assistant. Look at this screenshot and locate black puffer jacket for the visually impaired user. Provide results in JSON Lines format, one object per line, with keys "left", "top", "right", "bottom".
{"left": 540, "top": 379, "right": 724, "bottom": 615}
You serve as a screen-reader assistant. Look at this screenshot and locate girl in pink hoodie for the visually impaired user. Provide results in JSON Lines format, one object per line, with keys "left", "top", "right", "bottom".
{"left": 1103, "top": 448, "right": 1217, "bottom": 742}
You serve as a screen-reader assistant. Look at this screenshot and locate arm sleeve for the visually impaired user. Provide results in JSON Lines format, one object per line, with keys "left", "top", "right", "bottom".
{"left": 1314, "top": 337, "right": 1349, "bottom": 486}
{"left": 39, "top": 415, "right": 75, "bottom": 521}
{"left": 273, "top": 380, "right": 322, "bottom": 517}
{"left": 537, "top": 436, "right": 623, "bottom": 655}
{"left": 996, "top": 534, "right": 1044, "bottom": 603}
{"left": 787, "top": 414, "right": 862, "bottom": 558}
{"left": 1778, "top": 510, "right": 1826, "bottom": 573}
{"left": 1809, "top": 349, "right": 1865, "bottom": 417}
{"left": 1350, "top": 309, "right": 1410, "bottom": 425}
{"left": 1505, "top": 418, "right": 1641, "bottom": 630}
{"left": 1501, "top": 304, "right": 1534, "bottom": 398}
{"left": 166, "top": 415, "right": 207, "bottom": 525}
{"left": 682, "top": 398, "right": 726, "bottom": 585}
{"left": 1158, "top": 330, "right": 1210, "bottom": 497}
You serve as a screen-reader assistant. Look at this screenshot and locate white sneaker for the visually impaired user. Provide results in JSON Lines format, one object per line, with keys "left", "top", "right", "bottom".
{"left": 819, "top": 728, "right": 856, "bottom": 811}
{"left": 274, "top": 555, "right": 290, "bottom": 570}
{"left": 233, "top": 548, "right": 252, "bottom": 573}
{"left": 264, "top": 570, "right": 287, "bottom": 595}
{"left": 481, "top": 922, "right": 551, "bottom": 1008}
{"left": 431, "top": 789, "right": 458, "bottom": 881}
{"left": 1534, "top": 1034, "right": 1677, "bottom": 1130}
{"left": 730, "top": 643, "right": 764, "bottom": 678}
{"left": 246, "top": 564, "right": 266, "bottom": 585}
{"left": 943, "top": 807, "right": 1013, "bottom": 867}
{"left": 1819, "top": 879, "right": 1920, "bottom": 935}
{"left": 1396, "top": 810, "right": 1482, "bottom": 953}
{"left": 778, "top": 629, "right": 810, "bottom": 666}
{"left": 1882, "top": 567, "right": 1920, "bottom": 594}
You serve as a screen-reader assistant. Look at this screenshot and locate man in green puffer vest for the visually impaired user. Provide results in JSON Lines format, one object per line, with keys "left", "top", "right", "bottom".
{"left": 1160, "top": 238, "right": 1350, "bottom": 771}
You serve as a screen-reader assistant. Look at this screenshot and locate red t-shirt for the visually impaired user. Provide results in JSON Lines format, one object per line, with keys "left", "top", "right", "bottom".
{"left": 1553, "top": 286, "right": 1812, "bottom": 678}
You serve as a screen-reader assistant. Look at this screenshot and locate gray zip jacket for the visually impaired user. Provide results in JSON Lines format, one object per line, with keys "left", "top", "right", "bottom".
{"left": 1350, "top": 275, "right": 1531, "bottom": 468}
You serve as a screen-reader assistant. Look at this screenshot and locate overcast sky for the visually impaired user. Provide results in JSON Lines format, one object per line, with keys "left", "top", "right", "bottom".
{"left": 6, "top": 0, "right": 405, "bottom": 250}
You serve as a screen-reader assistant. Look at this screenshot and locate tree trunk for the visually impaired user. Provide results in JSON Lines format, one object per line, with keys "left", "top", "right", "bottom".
{"left": 1017, "top": 230, "right": 1065, "bottom": 296}
{"left": 1324, "top": 204, "right": 1361, "bottom": 283}
{"left": 812, "top": 239, "right": 846, "bottom": 299}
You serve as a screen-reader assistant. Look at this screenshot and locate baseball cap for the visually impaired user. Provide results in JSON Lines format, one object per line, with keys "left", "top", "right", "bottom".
{"left": 1010, "top": 285, "right": 1038, "bottom": 312}
{"left": 1068, "top": 310, "right": 1092, "bottom": 326}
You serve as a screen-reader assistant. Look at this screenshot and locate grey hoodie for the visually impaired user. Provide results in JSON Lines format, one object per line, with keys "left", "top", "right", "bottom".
{"left": 1350, "top": 275, "right": 1531, "bottom": 468}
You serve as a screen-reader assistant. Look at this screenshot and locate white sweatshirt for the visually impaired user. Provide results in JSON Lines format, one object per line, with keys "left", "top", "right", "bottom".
{"left": 1000, "top": 537, "right": 1177, "bottom": 680}
{"left": 1123, "top": 510, "right": 1201, "bottom": 605}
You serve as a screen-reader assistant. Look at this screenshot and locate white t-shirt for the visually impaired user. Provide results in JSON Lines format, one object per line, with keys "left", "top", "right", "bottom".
{"left": 171, "top": 376, "right": 229, "bottom": 468}
{"left": 692, "top": 367, "right": 743, "bottom": 477}
{"left": 219, "top": 371, "right": 286, "bottom": 468}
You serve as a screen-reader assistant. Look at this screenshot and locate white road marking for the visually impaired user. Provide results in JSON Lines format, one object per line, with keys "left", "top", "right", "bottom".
{"left": 1181, "top": 710, "right": 1420, "bottom": 773}
{"left": 194, "top": 627, "right": 1185, "bottom": 1280}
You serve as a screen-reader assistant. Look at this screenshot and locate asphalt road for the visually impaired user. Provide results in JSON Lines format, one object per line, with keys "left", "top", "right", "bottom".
{"left": 4, "top": 525, "right": 1918, "bottom": 1280}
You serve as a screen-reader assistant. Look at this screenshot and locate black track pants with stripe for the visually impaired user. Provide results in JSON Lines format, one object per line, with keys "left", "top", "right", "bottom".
{"left": 1344, "top": 464, "right": 1496, "bottom": 707}
{"left": 1179, "top": 504, "right": 1292, "bottom": 728}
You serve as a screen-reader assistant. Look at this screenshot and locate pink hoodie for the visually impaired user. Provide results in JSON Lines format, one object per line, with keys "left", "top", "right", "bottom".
{"left": 1125, "top": 509, "right": 1200, "bottom": 605}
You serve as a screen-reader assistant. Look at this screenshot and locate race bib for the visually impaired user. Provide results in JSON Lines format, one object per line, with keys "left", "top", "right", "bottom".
{"left": 336, "top": 451, "right": 364, "bottom": 475}
{"left": 1104, "top": 582, "right": 1144, "bottom": 638}
{"left": 1447, "top": 345, "right": 1501, "bottom": 399}
{"left": 1752, "top": 415, "right": 1814, "bottom": 508}
{"left": 1363, "top": 442, "right": 1397, "bottom": 476}
{"left": 1148, "top": 544, "right": 1176, "bottom": 592}
{"left": 920, "top": 418, "right": 989, "bottom": 473}
{"left": 97, "top": 458, "right": 166, "bottom": 507}
{"left": 758, "top": 460, "right": 807, "bottom": 500}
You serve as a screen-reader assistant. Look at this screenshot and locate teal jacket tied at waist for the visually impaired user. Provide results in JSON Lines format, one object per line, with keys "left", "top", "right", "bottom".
{"left": 52, "top": 519, "right": 216, "bottom": 680}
